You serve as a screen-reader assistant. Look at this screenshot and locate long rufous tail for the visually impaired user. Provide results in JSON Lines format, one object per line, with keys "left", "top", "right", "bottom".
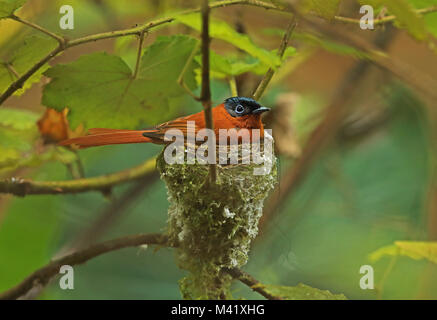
{"left": 59, "top": 128, "right": 153, "bottom": 148}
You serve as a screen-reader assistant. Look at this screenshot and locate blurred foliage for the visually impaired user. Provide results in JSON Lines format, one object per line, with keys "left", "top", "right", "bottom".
{"left": 243, "top": 85, "right": 436, "bottom": 300}
{"left": 0, "top": 107, "right": 39, "bottom": 168}
{"left": 262, "top": 283, "right": 347, "bottom": 300}
{"left": 0, "top": 0, "right": 436, "bottom": 300}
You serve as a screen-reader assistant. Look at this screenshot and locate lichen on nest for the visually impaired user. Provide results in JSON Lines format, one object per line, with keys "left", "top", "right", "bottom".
{"left": 157, "top": 141, "right": 277, "bottom": 299}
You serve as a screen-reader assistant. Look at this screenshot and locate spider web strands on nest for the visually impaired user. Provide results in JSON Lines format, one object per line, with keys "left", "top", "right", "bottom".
{"left": 162, "top": 132, "right": 274, "bottom": 172}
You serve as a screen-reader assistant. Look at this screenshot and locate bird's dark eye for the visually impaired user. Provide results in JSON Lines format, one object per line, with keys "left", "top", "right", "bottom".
{"left": 235, "top": 104, "right": 245, "bottom": 114}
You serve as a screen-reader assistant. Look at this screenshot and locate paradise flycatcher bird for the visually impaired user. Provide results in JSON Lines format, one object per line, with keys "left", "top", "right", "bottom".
{"left": 59, "top": 97, "right": 270, "bottom": 148}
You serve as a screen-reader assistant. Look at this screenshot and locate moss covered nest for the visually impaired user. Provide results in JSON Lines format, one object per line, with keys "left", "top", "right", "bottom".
{"left": 157, "top": 141, "right": 277, "bottom": 299}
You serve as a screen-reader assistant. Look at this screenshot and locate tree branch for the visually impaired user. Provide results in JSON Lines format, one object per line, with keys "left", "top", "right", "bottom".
{"left": 334, "top": 5, "right": 437, "bottom": 26}
{"left": 200, "top": 0, "right": 217, "bottom": 184}
{"left": 2, "top": 1, "right": 436, "bottom": 106}
{"left": 224, "top": 267, "right": 282, "bottom": 300}
{"left": 285, "top": 4, "right": 437, "bottom": 102}
{"left": 252, "top": 17, "right": 297, "bottom": 100}
{"left": 0, "top": 157, "right": 156, "bottom": 196}
{"left": 132, "top": 30, "right": 146, "bottom": 79}
{"left": 0, "top": 0, "right": 283, "bottom": 106}
{"left": 0, "top": 233, "right": 171, "bottom": 300}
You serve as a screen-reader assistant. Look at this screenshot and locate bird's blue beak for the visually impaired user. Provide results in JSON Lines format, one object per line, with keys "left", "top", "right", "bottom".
{"left": 252, "top": 106, "right": 270, "bottom": 114}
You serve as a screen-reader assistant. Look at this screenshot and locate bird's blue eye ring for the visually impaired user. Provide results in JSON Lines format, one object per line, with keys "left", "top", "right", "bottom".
{"left": 235, "top": 104, "right": 245, "bottom": 114}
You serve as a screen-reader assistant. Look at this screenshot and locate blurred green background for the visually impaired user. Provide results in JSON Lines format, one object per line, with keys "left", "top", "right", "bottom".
{"left": 0, "top": 0, "right": 436, "bottom": 299}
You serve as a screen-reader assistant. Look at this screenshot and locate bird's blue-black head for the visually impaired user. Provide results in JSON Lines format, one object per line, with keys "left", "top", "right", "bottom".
{"left": 224, "top": 97, "right": 270, "bottom": 118}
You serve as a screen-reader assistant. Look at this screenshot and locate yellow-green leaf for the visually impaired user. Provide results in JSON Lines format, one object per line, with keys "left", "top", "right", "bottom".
{"left": 369, "top": 241, "right": 437, "bottom": 263}
{"left": 0, "top": 108, "right": 39, "bottom": 169}
{"left": 0, "top": 0, "right": 26, "bottom": 19}
{"left": 0, "top": 36, "right": 58, "bottom": 96}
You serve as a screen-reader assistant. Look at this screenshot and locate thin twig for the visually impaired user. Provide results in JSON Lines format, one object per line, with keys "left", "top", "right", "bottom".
{"left": 65, "top": 0, "right": 281, "bottom": 48}
{"left": 64, "top": 162, "right": 81, "bottom": 180}
{"left": 132, "top": 30, "right": 146, "bottom": 79}
{"left": 0, "top": 0, "right": 283, "bottom": 106}
{"left": 200, "top": 0, "right": 216, "bottom": 183}
{"left": 177, "top": 42, "right": 201, "bottom": 100}
{"left": 252, "top": 17, "right": 297, "bottom": 100}
{"left": 10, "top": 15, "right": 66, "bottom": 45}
{"left": 224, "top": 267, "right": 282, "bottom": 300}
{"left": 334, "top": 5, "right": 437, "bottom": 26}
{"left": 4, "top": 63, "right": 20, "bottom": 79}
{"left": 285, "top": 3, "right": 437, "bottom": 102}
{"left": 73, "top": 150, "right": 86, "bottom": 178}
{"left": 0, "top": 157, "right": 156, "bottom": 196}
{"left": 0, "top": 233, "right": 171, "bottom": 300}
{"left": 229, "top": 77, "right": 238, "bottom": 96}
{"left": 376, "top": 252, "right": 398, "bottom": 300}
{"left": 0, "top": 45, "right": 63, "bottom": 106}
{"left": 2, "top": 1, "right": 436, "bottom": 106}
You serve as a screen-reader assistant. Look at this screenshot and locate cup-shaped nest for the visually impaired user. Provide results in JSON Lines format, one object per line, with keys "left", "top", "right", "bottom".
{"left": 157, "top": 139, "right": 277, "bottom": 299}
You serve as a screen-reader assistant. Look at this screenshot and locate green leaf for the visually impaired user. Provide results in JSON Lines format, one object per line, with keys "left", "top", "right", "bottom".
{"left": 42, "top": 35, "right": 199, "bottom": 129}
{"left": 262, "top": 283, "right": 347, "bottom": 300}
{"left": 0, "top": 108, "right": 39, "bottom": 169}
{"left": 369, "top": 241, "right": 437, "bottom": 263}
{"left": 177, "top": 13, "right": 281, "bottom": 68}
{"left": 0, "top": 0, "right": 26, "bottom": 19}
{"left": 384, "top": 0, "right": 428, "bottom": 40}
{"left": 207, "top": 46, "right": 296, "bottom": 79}
{"left": 113, "top": 36, "right": 138, "bottom": 70}
{"left": 0, "top": 36, "right": 58, "bottom": 96}
{"left": 138, "top": 35, "right": 198, "bottom": 94}
{"left": 206, "top": 51, "right": 261, "bottom": 78}
{"left": 300, "top": 0, "right": 341, "bottom": 19}
{"left": 0, "top": 108, "right": 79, "bottom": 174}
{"left": 408, "top": 0, "right": 437, "bottom": 38}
